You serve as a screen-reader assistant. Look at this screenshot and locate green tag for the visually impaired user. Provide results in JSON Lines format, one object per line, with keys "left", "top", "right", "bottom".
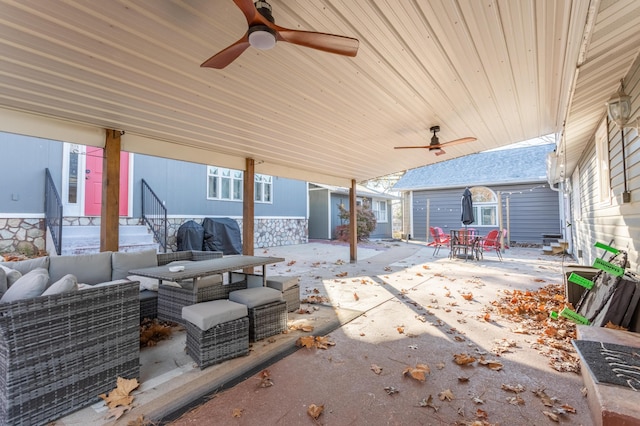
{"left": 549, "top": 311, "right": 559, "bottom": 320}
{"left": 594, "top": 242, "right": 619, "bottom": 254}
{"left": 559, "top": 307, "right": 590, "bottom": 325}
{"left": 568, "top": 273, "right": 594, "bottom": 290}
{"left": 593, "top": 258, "right": 624, "bottom": 277}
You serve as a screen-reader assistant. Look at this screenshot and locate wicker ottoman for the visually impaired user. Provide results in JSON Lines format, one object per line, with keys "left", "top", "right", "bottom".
{"left": 266, "top": 276, "right": 300, "bottom": 312}
{"left": 229, "top": 287, "right": 287, "bottom": 342}
{"left": 157, "top": 275, "right": 247, "bottom": 324}
{"left": 182, "top": 299, "right": 249, "bottom": 369}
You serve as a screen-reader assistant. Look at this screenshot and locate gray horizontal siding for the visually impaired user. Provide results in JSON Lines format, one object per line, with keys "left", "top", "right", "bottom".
{"left": 132, "top": 154, "right": 307, "bottom": 218}
{"left": 410, "top": 183, "right": 560, "bottom": 244}
{"left": 0, "top": 133, "right": 63, "bottom": 214}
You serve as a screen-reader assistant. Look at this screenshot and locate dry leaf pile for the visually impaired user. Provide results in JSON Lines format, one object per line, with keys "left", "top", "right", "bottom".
{"left": 139, "top": 318, "right": 173, "bottom": 347}
{"left": 490, "top": 284, "right": 580, "bottom": 373}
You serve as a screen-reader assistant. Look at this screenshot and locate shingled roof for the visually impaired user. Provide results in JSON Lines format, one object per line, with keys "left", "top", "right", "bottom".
{"left": 393, "top": 144, "right": 554, "bottom": 191}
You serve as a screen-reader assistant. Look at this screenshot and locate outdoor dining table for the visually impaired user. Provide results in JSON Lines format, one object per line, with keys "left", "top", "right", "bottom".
{"left": 449, "top": 229, "right": 482, "bottom": 261}
{"left": 129, "top": 255, "right": 285, "bottom": 287}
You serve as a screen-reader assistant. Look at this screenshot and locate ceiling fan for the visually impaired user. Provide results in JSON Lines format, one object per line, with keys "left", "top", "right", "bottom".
{"left": 394, "top": 126, "right": 476, "bottom": 156}
{"left": 201, "top": 0, "right": 359, "bottom": 69}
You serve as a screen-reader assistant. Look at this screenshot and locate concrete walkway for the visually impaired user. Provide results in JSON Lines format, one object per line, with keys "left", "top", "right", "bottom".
{"left": 162, "top": 241, "right": 594, "bottom": 426}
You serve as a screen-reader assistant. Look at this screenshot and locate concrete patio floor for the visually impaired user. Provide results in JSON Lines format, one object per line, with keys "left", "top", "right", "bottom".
{"left": 60, "top": 240, "right": 597, "bottom": 425}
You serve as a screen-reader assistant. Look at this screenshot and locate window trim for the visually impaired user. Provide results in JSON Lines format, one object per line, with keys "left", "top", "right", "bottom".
{"left": 207, "top": 166, "right": 243, "bottom": 201}
{"left": 465, "top": 187, "right": 498, "bottom": 227}
{"left": 255, "top": 173, "right": 273, "bottom": 204}
{"left": 373, "top": 199, "right": 388, "bottom": 223}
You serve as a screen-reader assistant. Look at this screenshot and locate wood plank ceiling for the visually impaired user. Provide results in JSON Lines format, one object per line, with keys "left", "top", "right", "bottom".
{"left": 0, "top": 0, "right": 638, "bottom": 186}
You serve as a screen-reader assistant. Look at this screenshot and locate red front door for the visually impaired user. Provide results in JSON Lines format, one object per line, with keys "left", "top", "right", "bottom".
{"left": 84, "top": 147, "right": 129, "bottom": 216}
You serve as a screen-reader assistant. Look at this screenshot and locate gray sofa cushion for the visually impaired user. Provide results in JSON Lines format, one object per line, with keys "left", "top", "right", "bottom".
{"left": 49, "top": 251, "right": 113, "bottom": 285}
{"left": 111, "top": 249, "right": 158, "bottom": 280}
{"left": 42, "top": 274, "right": 78, "bottom": 296}
{"left": 0, "top": 257, "right": 49, "bottom": 276}
{"left": 0, "top": 268, "right": 49, "bottom": 303}
{"left": 0, "top": 268, "right": 6, "bottom": 295}
{"left": 0, "top": 265, "right": 21, "bottom": 288}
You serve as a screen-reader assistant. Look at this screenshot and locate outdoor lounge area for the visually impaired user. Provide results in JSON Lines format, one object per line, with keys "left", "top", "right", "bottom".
{"left": 1, "top": 240, "right": 638, "bottom": 424}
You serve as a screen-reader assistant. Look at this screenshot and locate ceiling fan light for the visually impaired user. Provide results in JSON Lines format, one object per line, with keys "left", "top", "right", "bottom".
{"left": 248, "top": 26, "right": 276, "bottom": 50}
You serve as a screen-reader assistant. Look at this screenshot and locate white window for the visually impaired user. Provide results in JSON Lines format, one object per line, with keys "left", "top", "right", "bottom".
{"left": 255, "top": 174, "right": 273, "bottom": 203}
{"left": 595, "top": 119, "right": 611, "bottom": 203}
{"left": 468, "top": 187, "right": 498, "bottom": 226}
{"left": 208, "top": 167, "right": 273, "bottom": 202}
{"left": 207, "top": 167, "right": 243, "bottom": 201}
{"left": 373, "top": 200, "right": 388, "bottom": 223}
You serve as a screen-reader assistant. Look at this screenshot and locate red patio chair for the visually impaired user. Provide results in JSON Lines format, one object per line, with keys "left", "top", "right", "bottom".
{"left": 480, "top": 229, "right": 502, "bottom": 261}
{"left": 429, "top": 226, "right": 449, "bottom": 257}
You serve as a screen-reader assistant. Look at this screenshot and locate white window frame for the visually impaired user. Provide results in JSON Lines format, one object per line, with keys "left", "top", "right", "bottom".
{"left": 207, "top": 166, "right": 243, "bottom": 201}
{"left": 373, "top": 200, "right": 388, "bottom": 223}
{"left": 595, "top": 119, "right": 611, "bottom": 204}
{"left": 372, "top": 200, "right": 389, "bottom": 223}
{"left": 255, "top": 174, "right": 273, "bottom": 204}
{"left": 467, "top": 187, "right": 498, "bottom": 227}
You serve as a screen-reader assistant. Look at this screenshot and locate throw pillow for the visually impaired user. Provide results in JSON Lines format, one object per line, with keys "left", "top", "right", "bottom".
{"left": 128, "top": 275, "right": 159, "bottom": 292}
{"left": 0, "top": 268, "right": 49, "bottom": 303}
{"left": 112, "top": 249, "right": 158, "bottom": 280}
{"left": 0, "top": 268, "right": 6, "bottom": 295}
{"left": 0, "top": 265, "right": 22, "bottom": 287}
{"left": 42, "top": 274, "right": 78, "bottom": 296}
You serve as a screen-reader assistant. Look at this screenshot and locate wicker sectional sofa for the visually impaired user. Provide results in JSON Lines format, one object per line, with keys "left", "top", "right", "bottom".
{"left": 0, "top": 249, "right": 221, "bottom": 425}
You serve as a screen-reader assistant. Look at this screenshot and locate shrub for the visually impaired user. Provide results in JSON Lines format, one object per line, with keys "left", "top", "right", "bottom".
{"left": 336, "top": 200, "right": 377, "bottom": 241}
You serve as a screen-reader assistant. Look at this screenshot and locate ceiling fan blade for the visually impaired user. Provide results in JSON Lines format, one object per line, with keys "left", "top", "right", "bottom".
{"left": 201, "top": 35, "right": 251, "bottom": 68}
{"left": 394, "top": 146, "right": 433, "bottom": 149}
{"left": 234, "top": 0, "right": 258, "bottom": 24}
{"left": 431, "top": 137, "right": 476, "bottom": 149}
{"left": 275, "top": 27, "right": 359, "bottom": 56}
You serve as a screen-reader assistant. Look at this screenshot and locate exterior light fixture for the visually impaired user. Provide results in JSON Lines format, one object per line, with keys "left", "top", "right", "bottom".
{"left": 606, "top": 84, "right": 632, "bottom": 128}
{"left": 248, "top": 1, "right": 277, "bottom": 50}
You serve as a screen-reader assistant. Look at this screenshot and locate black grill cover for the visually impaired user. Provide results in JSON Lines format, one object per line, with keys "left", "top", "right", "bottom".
{"left": 202, "top": 217, "right": 242, "bottom": 255}
{"left": 177, "top": 220, "right": 205, "bottom": 251}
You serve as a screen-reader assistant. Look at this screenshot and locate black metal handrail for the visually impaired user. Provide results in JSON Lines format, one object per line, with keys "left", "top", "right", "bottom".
{"left": 141, "top": 179, "right": 167, "bottom": 252}
{"left": 44, "top": 168, "right": 63, "bottom": 255}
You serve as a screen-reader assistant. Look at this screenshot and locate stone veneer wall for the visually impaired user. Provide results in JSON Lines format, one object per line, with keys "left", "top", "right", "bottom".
{"left": 165, "top": 217, "right": 308, "bottom": 252}
{"left": 0, "top": 218, "right": 46, "bottom": 255}
{"left": 1, "top": 216, "right": 308, "bottom": 255}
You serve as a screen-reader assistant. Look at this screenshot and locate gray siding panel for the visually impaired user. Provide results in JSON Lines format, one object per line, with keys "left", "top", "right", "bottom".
{"left": 0, "top": 133, "right": 62, "bottom": 214}
{"left": 308, "top": 189, "right": 329, "bottom": 239}
{"left": 132, "top": 154, "right": 307, "bottom": 218}
{"left": 410, "top": 183, "right": 560, "bottom": 244}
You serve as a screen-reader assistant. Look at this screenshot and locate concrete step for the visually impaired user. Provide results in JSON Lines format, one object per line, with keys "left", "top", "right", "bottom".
{"left": 61, "top": 241, "right": 159, "bottom": 256}
{"left": 542, "top": 244, "right": 566, "bottom": 255}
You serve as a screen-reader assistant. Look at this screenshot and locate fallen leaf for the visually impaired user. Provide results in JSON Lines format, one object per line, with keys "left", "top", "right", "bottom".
{"left": 561, "top": 404, "right": 576, "bottom": 413}
{"left": 418, "top": 394, "right": 438, "bottom": 412}
{"left": 453, "top": 353, "right": 477, "bottom": 365}
{"left": 315, "top": 336, "right": 336, "bottom": 350}
{"left": 605, "top": 321, "right": 628, "bottom": 330}
{"left": 462, "top": 293, "right": 473, "bottom": 301}
{"left": 438, "top": 389, "right": 454, "bottom": 401}
{"left": 99, "top": 377, "right": 139, "bottom": 409}
{"left": 543, "top": 411, "right": 560, "bottom": 422}
{"left": 296, "top": 336, "right": 316, "bottom": 349}
{"left": 232, "top": 408, "right": 243, "bottom": 418}
{"left": 478, "top": 357, "right": 503, "bottom": 371}
{"left": 336, "top": 272, "right": 348, "bottom": 277}
{"left": 436, "top": 362, "right": 445, "bottom": 370}
{"left": 472, "top": 396, "right": 484, "bottom": 404}
{"left": 403, "top": 364, "right": 430, "bottom": 381}
{"left": 475, "top": 408, "right": 488, "bottom": 419}
{"left": 371, "top": 364, "right": 383, "bottom": 375}
{"left": 397, "top": 326, "right": 405, "bottom": 334}
{"left": 307, "top": 404, "right": 324, "bottom": 420}
{"left": 384, "top": 386, "right": 399, "bottom": 395}
{"left": 287, "top": 260, "right": 296, "bottom": 266}
{"left": 501, "top": 383, "right": 525, "bottom": 393}
{"left": 258, "top": 369, "right": 273, "bottom": 388}
{"left": 458, "top": 376, "right": 470, "bottom": 383}
{"left": 104, "top": 405, "right": 130, "bottom": 421}
{"left": 353, "top": 292, "right": 359, "bottom": 301}
{"left": 532, "top": 388, "right": 554, "bottom": 407}
{"left": 289, "top": 323, "right": 314, "bottom": 332}
{"left": 506, "top": 395, "right": 525, "bottom": 405}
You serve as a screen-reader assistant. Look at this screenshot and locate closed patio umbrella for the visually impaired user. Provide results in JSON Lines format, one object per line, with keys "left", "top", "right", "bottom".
{"left": 461, "top": 188, "right": 474, "bottom": 226}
